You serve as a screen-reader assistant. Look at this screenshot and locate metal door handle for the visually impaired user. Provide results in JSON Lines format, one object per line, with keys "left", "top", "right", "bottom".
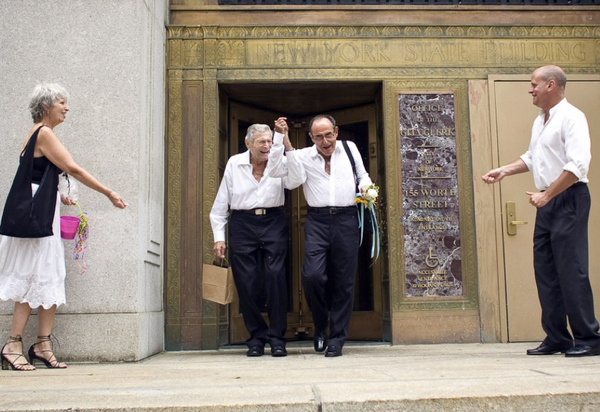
{"left": 506, "top": 201, "right": 527, "bottom": 236}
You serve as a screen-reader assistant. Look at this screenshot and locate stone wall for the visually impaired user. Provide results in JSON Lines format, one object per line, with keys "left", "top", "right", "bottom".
{"left": 0, "top": 0, "right": 166, "bottom": 361}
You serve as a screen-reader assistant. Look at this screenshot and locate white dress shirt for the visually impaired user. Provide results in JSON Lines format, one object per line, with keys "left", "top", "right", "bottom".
{"left": 209, "top": 150, "right": 296, "bottom": 243}
{"left": 269, "top": 132, "right": 372, "bottom": 207}
{"left": 520, "top": 98, "right": 591, "bottom": 191}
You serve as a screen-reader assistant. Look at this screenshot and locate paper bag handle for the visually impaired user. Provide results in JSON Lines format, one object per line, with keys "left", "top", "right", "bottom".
{"left": 212, "top": 258, "right": 229, "bottom": 268}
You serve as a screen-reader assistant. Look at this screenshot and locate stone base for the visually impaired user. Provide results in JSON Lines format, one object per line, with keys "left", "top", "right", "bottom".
{"left": 393, "top": 309, "right": 480, "bottom": 344}
{"left": 0, "top": 311, "right": 164, "bottom": 362}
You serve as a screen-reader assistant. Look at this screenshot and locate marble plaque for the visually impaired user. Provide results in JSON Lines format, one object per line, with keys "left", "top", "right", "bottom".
{"left": 399, "top": 93, "right": 463, "bottom": 298}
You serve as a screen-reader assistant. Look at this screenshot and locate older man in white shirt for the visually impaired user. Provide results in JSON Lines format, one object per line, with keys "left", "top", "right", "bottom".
{"left": 483, "top": 65, "right": 600, "bottom": 357}
{"left": 270, "top": 114, "right": 372, "bottom": 357}
{"left": 210, "top": 121, "right": 295, "bottom": 358}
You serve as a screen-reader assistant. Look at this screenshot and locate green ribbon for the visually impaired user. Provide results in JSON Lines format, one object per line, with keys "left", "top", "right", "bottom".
{"left": 357, "top": 199, "right": 380, "bottom": 262}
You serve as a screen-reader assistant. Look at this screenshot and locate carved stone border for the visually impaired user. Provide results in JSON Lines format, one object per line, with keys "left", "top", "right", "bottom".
{"left": 168, "top": 25, "right": 600, "bottom": 39}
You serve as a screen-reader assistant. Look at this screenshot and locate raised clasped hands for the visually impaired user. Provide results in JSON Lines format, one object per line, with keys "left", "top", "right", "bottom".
{"left": 274, "top": 117, "right": 295, "bottom": 151}
{"left": 274, "top": 117, "right": 288, "bottom": 134}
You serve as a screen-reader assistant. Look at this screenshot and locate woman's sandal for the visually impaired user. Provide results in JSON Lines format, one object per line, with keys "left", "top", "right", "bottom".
{"left": 28, "top": 335, "right": 67, "bottom": 369}
{"left": 1, "top": 336, "right": 35, "bottom": 371}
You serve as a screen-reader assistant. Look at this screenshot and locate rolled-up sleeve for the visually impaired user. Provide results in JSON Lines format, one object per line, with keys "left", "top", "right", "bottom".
{"left": 520, "top": 151, "right": 533, "bottom": 171}
{"left": 562, "top": 112, "right": 591, "bottom": 179}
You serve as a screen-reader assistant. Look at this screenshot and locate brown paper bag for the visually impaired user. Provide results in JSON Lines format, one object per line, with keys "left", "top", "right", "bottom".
{"left": 202, "top": 261, "right": 237, "bottom": 305}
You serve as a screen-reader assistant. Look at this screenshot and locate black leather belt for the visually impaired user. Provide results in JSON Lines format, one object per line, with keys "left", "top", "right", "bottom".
{"left": 233, "top": 207, "right": 283, "bottom": 216}
{"left": 542, "top": 182, "right": 586, "bottom": 192}
{"left": 308, "top": 206, "right": 356, "bottom": 215}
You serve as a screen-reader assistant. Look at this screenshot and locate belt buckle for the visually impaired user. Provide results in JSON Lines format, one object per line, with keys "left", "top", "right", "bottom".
{"left": 254, "top": 208, "right": 267, "bottom": 216}
{"left": 329, "top": 207, "right": 338, "bottom": 215}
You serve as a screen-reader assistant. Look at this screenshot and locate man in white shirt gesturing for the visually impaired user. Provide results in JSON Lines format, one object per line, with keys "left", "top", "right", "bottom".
{"left": 483, "top": 65, "right": 600, "bottom": 357}
{"left": 270, "top": 114, "right": 372, "bottom": 357}
{"left": 210, "top": 121, "right": 295, "bottom": 358}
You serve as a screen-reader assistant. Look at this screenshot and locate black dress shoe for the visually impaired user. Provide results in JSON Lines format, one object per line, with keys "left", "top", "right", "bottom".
{"left": 314, "top": 331, "right": 327, "bottom": 353}
{"left": 271, "top": 346, "right": 287, "bottom": 357}
{"left": 565, "top": 343, "right": 600, "bottom": 357}
{"left": 526, "top": 342, "right": 572, "bottom": 355}
{"left": 246, "top": 346, "right": 264, "bottom": 357}
{"left": 325, "top": 345, "right": 342, "bottom": 357}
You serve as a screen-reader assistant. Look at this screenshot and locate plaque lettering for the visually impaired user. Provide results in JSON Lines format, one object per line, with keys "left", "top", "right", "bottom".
{"left": 399, "top": 93, "right": 463, "bottom": 298}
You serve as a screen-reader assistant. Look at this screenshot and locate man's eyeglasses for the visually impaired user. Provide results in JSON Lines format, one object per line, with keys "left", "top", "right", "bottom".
{"left": 311, "top": 131, "right": 336, "bottom": 141}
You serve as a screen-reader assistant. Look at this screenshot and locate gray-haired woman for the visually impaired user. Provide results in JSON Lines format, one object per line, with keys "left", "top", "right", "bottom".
{"left": 0, "top": 83, "right": 127, "bottom": 371}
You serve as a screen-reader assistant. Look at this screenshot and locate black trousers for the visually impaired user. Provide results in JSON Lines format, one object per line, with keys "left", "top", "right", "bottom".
{"left": 229, "top": 208, "right": 288, "bottom": 348}
{"left": 302, "top": 207, "right": 360, "bottom": 348}
{"left": 533, "top": 183, "right": 600, "bottom": 347}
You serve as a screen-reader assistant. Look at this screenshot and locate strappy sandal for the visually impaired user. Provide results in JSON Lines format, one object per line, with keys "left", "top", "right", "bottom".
{"left": 1, "top": 336, "right": 35, "bottom": 371}
{"left": 28, "top": 335, "right": 67, "bottom": 369}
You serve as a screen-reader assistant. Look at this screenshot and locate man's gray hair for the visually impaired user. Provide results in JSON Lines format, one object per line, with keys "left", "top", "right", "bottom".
{"left": 245, "top": 124, "right": 272, "bottom": 143}
{"left": 539, "top": 65, "right": 567, "bottom": 89}
{"left": 29, "top": 83, "right": 69, "bottom": 122}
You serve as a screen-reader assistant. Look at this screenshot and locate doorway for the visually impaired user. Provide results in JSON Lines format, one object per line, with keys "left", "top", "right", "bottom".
{"left": 219, "top": 82, "right": 386, "bottom": 345}
{"left": 491, "top": 77, "right": 600, "bottom": 342}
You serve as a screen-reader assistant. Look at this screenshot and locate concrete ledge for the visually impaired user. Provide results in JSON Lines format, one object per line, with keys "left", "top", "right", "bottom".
{"left": 1, "top": 342, "right": 599, "bottom": 411}
{"left": 0, "top": 311, "right": 164, "bottom": 362}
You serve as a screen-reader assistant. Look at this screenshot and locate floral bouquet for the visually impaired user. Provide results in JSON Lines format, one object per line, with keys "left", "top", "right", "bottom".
{"left": 73, "top": 202, "right": 90, "bottom": 275}
{"left": 355, "top": 183, "right": 380, "bottom": 261}
{"left": 59, "top": 173, "right": 90, "bottom": 274}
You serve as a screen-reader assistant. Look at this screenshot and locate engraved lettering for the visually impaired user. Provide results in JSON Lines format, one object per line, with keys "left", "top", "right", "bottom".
{"left": 256, "top": 44, "right": 271, "bottom": 61}
{"left": 340, "top": 43, "right": 359, "bottom": 62}
{"left": 405, "top": 43, "right": 418, "bottom": 62}
{"left": 400, "top": 93, "right": 462, "bottom": 298}
{"left": 287, "top": 43, "right": 312, "bottom": 64}
{"left": 481, "top": 41, "right": 589, "bottom": 64}
{"left": 573, "top": 43, "right": 586, "bottom": 60}
{"left": 246, "top": 39, "right": 593, "bottom": 67}
{"left": 377, "top": 43, "right": 390, "bottom": 62}
{"left": 324, "top": 42, "right": 341, "bottom": 62}
{"left": 363, "top": 43, "right": 375, "bottom": 62}
{"left": 273, "top": 43, "right": 286, "bottom": 63}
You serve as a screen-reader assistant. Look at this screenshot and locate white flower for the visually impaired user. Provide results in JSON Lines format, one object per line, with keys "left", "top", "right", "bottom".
{"left": 366, "top": 188, "right": 378, "bottom": 201}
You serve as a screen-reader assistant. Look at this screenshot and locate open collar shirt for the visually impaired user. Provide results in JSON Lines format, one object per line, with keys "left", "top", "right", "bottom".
{"left": 209, "top": 150, "right": 296, "bottom": 243}
{"left": 520, "top": 98, "right": 591, "bottom": 191}
{"left": 269, "top": 132, "right": 372, "bottom": 207}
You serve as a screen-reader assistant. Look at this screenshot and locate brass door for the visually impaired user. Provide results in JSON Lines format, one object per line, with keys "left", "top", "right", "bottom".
{"left": 493, "top": 78, "right": 600, "bottom": 342}
{"left": 228, "top": 102, "right": 382, "bottom": 344}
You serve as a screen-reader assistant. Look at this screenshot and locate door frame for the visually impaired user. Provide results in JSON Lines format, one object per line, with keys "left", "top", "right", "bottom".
{"left": 485, "top": 74, "right": 600, "bottom": 343}
{"left": 225, "top": 100, "right": 384, "bottom": 344}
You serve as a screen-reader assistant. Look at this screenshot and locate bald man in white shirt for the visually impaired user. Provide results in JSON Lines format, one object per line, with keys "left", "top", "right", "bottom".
{"left": 270, "top": 114, "right": 372, "bottom": 357}
{"left": 483, "top": 65, "right": 600, "bottom": 357}
{"left": 210, "top": 122, "right": 295, "bottom": 358}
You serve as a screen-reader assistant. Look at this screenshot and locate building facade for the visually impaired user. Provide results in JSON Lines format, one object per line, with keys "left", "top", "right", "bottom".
{"left": 166, "top": 2, "right": 600, "bottom": 350}
{"left": 1, "top": 1, "right": 599, "bottom": 360}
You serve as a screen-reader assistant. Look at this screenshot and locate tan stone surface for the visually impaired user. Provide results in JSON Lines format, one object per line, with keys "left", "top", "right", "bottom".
{"left": 1, "top": 343, "right": 600, "bottom": 411}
